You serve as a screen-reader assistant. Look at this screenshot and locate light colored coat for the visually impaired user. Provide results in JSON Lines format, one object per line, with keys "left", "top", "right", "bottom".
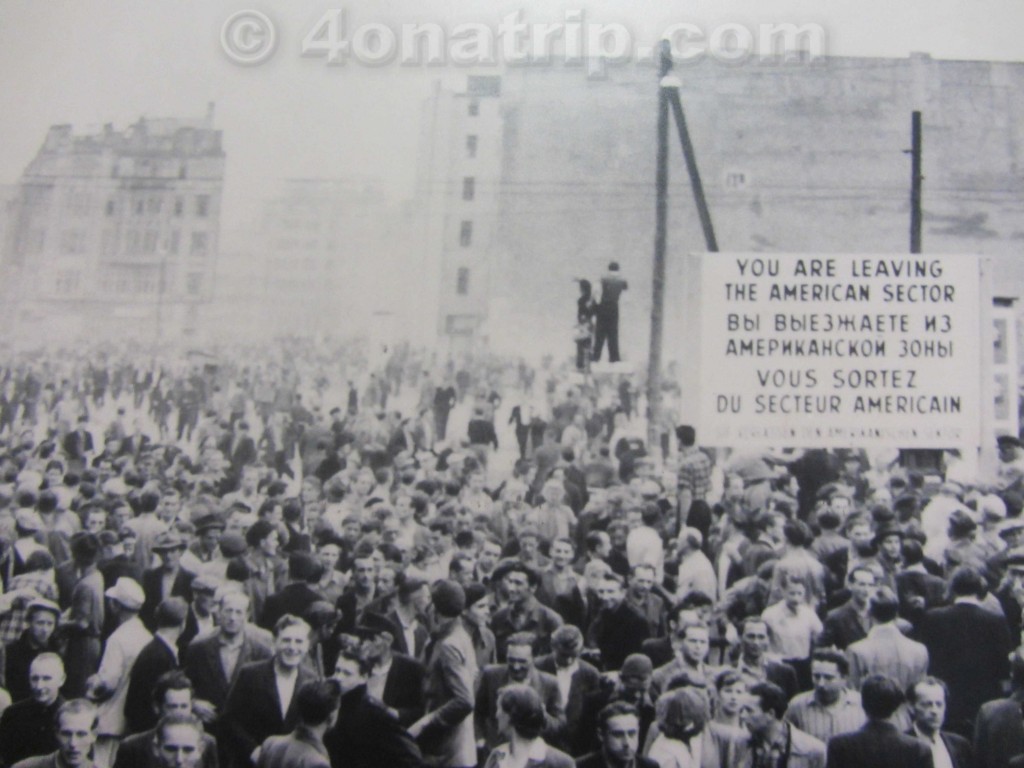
{"left": 847, "top": 623, "right": 929, "bottom": 691}
{"left": 422, "top": 620, "right": 479, "bottom": 768}
{"left": 257, "top": 726, "right": 331, "bottom": 768}
{"left": 94, "top": 615, "right": 152, "bottom": 736}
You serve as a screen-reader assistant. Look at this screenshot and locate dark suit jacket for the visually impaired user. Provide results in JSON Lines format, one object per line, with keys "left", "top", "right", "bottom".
{"left": 896, "top": 570, "right": 948, "bottom": 619}
{"left": 586, "top": 600, "right": 650, "bottom": 671}
{"left": 536, "top": 654, "right": 603, "bottom": 755}
{"left": 325, "top": 684, "right": 425, "bottom": 768}
{"left": 475, "top": 665, "right": 566, "bottom": 749}
{"left": 230, "top": 436, "right": 257, "bottom": 474}
{"left": 113, "top": 727, "right": 219, "bottom": 768}
{"left": 744, "top": 658, "right": 800, "bottom": 703}
{"left": 125, "top": 635, "right": 179, "bottom": 734}
{"left": 141, "top": 567, "right": 194, "bottom": 629}
{"left": 260, "top": 582, "right": 323, "bottom": 631}
{"left": 919, "top": 602, "right": 1013, "bottom": 731}
{"left": 819, "top": 600, "right": 869, "bottom": 651}
{"left": 3, "top": 631, "right": 61, "bottom": 703}
{"left": 363, "top": 609, "right": 430, "bottom": 660}
{"left": 382, "top": 653, "right": 427, "bottom": 727}
{"left": 906, "top": 728, "right": 972, "bottom": 768}
{"left": 183, "top": 631, "right": 274, "bottom": 709}
{"left": 975, "top": 695, "right": 1024, "bottom": 768}
{"left": 640, "top": 636, "right": 673, "bottom": 669}
{"left": 220, "top": 658, "right": 318, "bottom": 767}
{"left": 0, "top": 696, "right": 62, "bottom": 767}
{"left": 826, "top": 720, "right": 932, "bottom": 768}
{"left": 62, "top": 428, "right": 94, "bottom": 464}
{"left": 576, "top": 753, "right": 659, "bottom": 768}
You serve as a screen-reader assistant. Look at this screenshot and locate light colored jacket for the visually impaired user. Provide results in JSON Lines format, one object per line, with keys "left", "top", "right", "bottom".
{"left": 257, "top": 726, "right": 330, "bottom": 768}
{"left": 847, "top": 623, "right": 929, "bottom": 691}
{"left": 94, "top": 615, "right": 152, "bottom": 736}
{"left": 423, "top": 620, "right": 478, "bottom": 768}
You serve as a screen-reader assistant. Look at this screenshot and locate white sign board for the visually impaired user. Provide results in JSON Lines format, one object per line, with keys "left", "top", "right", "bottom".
{"left": 692, "top": 253, "right": 983, "bottom": 449}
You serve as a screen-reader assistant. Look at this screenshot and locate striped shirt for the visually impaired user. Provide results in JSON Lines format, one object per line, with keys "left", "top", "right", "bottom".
{"left": 784, "top": 689, "right": 866, "bottom": 743}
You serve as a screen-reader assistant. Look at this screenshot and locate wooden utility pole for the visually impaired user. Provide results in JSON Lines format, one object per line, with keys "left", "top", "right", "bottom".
{"left": 668, "top": 90, "right": 718, "bottom": 253}
{"left": 646, "top": 43, "right": 673, "bottom": 453}
{"left": 646, "top": 42, "right": 719, "bottom": 455}
{"left": 910, "top": 111, "right": 923, "bottom": 253}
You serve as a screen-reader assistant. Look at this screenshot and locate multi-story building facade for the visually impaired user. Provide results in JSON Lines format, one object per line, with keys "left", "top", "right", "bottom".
{"left": 239, "top": 178, "right": 410, "bottom": 339}
{"left": 416, "top": 56, "right": 1024, "bottom": 359}
{"left": 1, "top": 106, "right": 224, "bottom": 344}
{"left": 415, "top": 74, "right": 504, "bottom": 352}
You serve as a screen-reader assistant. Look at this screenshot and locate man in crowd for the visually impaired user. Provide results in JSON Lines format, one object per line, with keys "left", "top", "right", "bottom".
{"left": 326, "top": 647, "right": 424, "bottom": 768}
{"left": 0, "top": 653, "right": 66, "bottom": 766}
{"left": 587, "top": 573, "right": 649, "bottom": 671}
{"left": 124, "top": 598, "right": 189, "bottom": 735}
{"left": 183, "top": 588, "right": 273, "bottom": 715}
{"left": 11, "top": 698, "right": 99, "bottom": 768}
{"left": 784, "top": 649, "right": 866, "bottom": 744}
{"left": 113, "top": 671, "right": 219, "bottom": 768}
{"left": 475, "top": 631, "right": 564, "bottom": 750}
{"left": 825, "top": 675, "right": 932, "bottom": 768}
{"left": 741, "top": 682, "right": 826, "bottom": 768}
{"left": 907, "top": 676, "right": 973, "bottom": 768}
{"left": 535, "top": 625, "right": 602, "bottom": 756}
{"left": 256, "top": 680, "right": 338, "bottom": 768}
{"left": 490, "top": 560, "right": 563, "bottom": 662}
{"left": 220, "top": 615, "right": 319, "bottom": 767}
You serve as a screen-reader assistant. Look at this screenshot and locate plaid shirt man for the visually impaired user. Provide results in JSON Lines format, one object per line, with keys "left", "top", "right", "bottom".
{"left": 677, "top": 447, "right": 712, "bottom": 502}
{"left": 0, "top": 571, "right": 58, "bottom": 646}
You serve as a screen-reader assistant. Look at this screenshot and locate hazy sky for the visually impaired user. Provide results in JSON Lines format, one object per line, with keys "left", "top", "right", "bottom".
{"left": 1, "top": 0, "right": 1022, "bottom": 244}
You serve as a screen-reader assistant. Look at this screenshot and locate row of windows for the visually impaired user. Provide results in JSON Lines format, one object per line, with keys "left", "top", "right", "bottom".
{"left": 81, "top": 229, "right": 210, "bottom": 257}
{"left": 92, "top": 273, "right": 203, "bottom": 296}
{"left": 103, "top": 195, "right": 211, "bottom": 218}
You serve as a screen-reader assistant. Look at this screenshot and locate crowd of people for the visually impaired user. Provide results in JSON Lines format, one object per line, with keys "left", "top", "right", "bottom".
{"left": 0, "top": 340, "right": 1021, "bottom": 768}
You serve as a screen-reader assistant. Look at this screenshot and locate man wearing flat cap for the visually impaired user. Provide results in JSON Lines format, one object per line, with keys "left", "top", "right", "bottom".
{"left": 142, "top": 531, "right": 194, "bottom": 630}
{"left": 3, "top": 597, "right": 62, "bottom": 703}
{"left": 490, "top": 559, "right": 563, "bottom": 662}
{"left": 412, "top": 580, "right": 477, "bottom": 768}
{"left": 90, "top": 577, "right": 153, "bottom": 765}
{"left": 180, "top": 512, "right": 225, "bottom": 576}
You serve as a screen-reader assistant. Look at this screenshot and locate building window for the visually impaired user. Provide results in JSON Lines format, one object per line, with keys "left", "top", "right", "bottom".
{"left": 126, "top": 231, "right": 140, "bottom": 254}
{"left": 168, "top": 230, "right": 180, "bottom": 254}
{"left": 459, "top": 220, "right": 473, "bottom": 247}
{"left": 106, "top": 200, "right": 116, "bottom": 216}
{"left": 60, "top": 230, "right": 85, "bottom": 254}
{"left": 179, "top": 163, "right": 187, "bottom": 179}
{"left": 456, "top": 267, "right": 470, "bottom": 295}
{"left": 174, "top": 198, "right": 184, "bottom": 217}
{"left": 55, "top": 271, "right": 80, "bottom": 294}
{"left": 143, "top": 230, "right": 158, "bottom": 254}
{"left": 466, "top": 135, "right": 478, "bottom": 158}
{"left": 135, "top": 200, "right": 144, "bottom": 215}
{"left": 101, "top": 229, "right": 119, "bottom": 256}
{"left": 147, "top": 197, "right": 162, "bottom": 214}
{"left": 468, "top": 99, "right": 479, "bottom": 116}
{"left": 196, "top": 195, "right": 210, "bottom": 217}
{"left": 186, "top": 273, "right": 203, "bottom": 296}
{"left": 190, "top": 232, "right": 208, "bottom": 256}
{"left": 462, "top": 177, "right": 475, "bottom": 201}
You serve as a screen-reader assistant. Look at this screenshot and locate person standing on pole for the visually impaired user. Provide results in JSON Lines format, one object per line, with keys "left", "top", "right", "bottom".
{"left": 593, "top": 263, "right": 627, "bottom": 364}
